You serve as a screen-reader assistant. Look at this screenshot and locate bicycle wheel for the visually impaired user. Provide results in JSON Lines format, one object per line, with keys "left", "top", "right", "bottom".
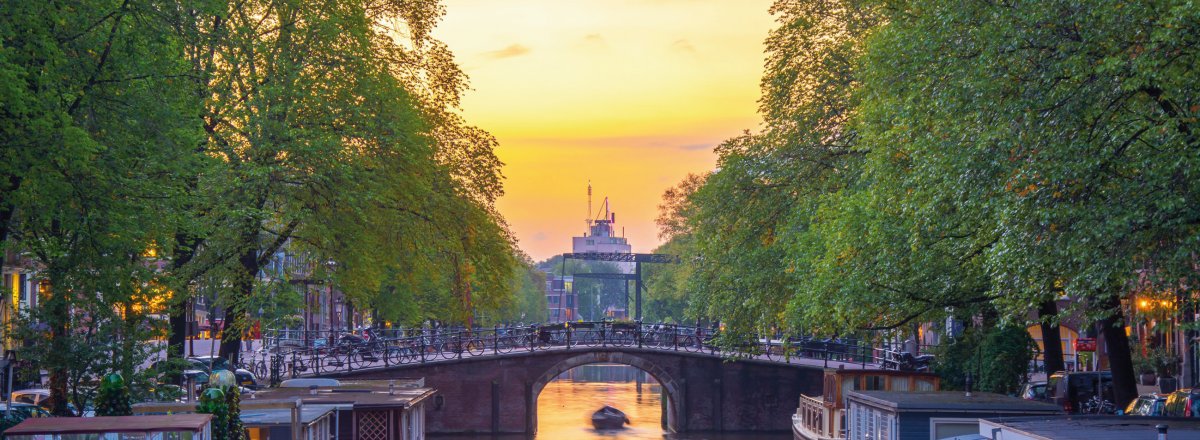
{"left": 466, "top": 339, "right": 485, "bottom": 356}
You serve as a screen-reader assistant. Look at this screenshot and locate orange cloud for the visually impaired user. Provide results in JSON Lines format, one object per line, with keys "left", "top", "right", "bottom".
{"left": 484, "top": 43, "right": 531, "bottom": 59}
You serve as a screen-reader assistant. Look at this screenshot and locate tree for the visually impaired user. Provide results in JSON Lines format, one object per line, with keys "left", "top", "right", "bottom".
{"left": 856, "top": 0, "right": 1200, "bottom": 408}
{"left": 0, "top": 0, "right": 202, "bottom": 414}
{"left": 933, "top": 324, "right": 1035, "bottom": 395}
{"left": 676, "top": 0, "right": 882, "bottom": 339}
{"left": 666, "top": 0, "right": 1198, "bottom": 409}
{"left": 155, "top": 0, "right": 516, "bottom": 363}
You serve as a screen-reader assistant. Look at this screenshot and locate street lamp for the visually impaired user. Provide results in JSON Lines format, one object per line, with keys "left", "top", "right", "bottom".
{"left": 303, "top": 279, "right": 311, "bottom": 348}
{"left": 324, "top": 260, "right": 337, "bottom": 344}
{"left": 334, "top": 297, "right": 342, "bottom": 335}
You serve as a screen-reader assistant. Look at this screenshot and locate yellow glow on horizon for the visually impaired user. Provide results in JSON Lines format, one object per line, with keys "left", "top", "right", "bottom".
{"left": 436, "top": 0, "right": 774, "bottom": 260}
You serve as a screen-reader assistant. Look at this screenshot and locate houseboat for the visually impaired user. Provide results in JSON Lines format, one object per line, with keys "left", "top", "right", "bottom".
{"left": 792, "top": 368, "right": 940, "bottom": 440}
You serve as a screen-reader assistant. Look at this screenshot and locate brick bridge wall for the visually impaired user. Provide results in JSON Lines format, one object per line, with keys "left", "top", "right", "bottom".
{"left": 324, "top": 347, "right": 824, "bottom": 434}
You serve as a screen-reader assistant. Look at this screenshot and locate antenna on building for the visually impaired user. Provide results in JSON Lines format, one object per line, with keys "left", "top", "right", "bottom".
{"left": 587, "top": 180, "right": 593, "bottom": 230}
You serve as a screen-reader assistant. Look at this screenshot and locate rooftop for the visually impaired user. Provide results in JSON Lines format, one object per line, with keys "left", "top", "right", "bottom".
{"left": 239, "top": 404, "right": 341, "bottom": 426}
{"left": 848, "top": 391, "right": 1063, "bottom": 413}
{"left": 6, "top": 414, "right": 212, "bottom": 434}
{"left": 253, "top": 379, "right": 435, "bottom": 409}
{"left": 982, "top": 415, "right": 1200, "bottom": 440}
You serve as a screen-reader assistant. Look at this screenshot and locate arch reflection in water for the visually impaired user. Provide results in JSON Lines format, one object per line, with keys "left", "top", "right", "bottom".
{"left": 532, "top": 364, "right": 790, "bottom": 440}
{"left": 432, "top": 364, "right": 790, "bottom": 440}
{"left": 537, "top": 364, "right": 664, "bottom": 439}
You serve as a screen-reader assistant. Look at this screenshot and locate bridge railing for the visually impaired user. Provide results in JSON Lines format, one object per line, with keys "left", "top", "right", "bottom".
{"left": 263, "top": 322, "right": 884, "bottom": 383}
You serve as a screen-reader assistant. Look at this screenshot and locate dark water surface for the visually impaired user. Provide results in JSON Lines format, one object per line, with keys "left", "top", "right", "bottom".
{"left": 432, "top": 364, "right": 790, "bottom": 440}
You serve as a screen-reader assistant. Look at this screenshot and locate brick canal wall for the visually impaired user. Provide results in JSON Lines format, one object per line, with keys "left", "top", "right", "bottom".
{"left": 326, "top": 347, "right": 824, "bottom": 434}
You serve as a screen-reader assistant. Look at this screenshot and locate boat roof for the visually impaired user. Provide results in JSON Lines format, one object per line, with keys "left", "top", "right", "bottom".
{"left": 982, "top": 415, "right": 1200, "bottom": 440}
{"left": 6, "top": 414, "right": 211, "bottom": 434}
{"left": 847, "top": 391, "right": 1063, "bottom": 413}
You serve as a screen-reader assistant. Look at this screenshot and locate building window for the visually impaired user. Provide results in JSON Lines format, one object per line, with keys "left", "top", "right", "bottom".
{"left": 586, "top": 240, "right": 594, "bottom": 245}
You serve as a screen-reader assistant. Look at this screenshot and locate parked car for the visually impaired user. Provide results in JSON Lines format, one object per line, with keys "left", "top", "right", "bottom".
{"left": 0, "top": 402, "right": 50, "bottom": 420}
{"left": 1123, "top": 393, "right": 1167, "bottom": 416}
{"left": 1021, "top": 380, "right": 1048, "bottom": 401}
{"left": 1163, "top": 388, "right": 1200, "bottom": 417}
{"left": 150, "top": 360, "right": 212, "bottom": 397}
{"left": 187, "top": 356, "right": 259, "bottom": 390}
{"left": 1046, "top": 370, "right": 1114, "bottom": 413}
{"left": 9, "top": 389, "right": 91, "bottom": 416}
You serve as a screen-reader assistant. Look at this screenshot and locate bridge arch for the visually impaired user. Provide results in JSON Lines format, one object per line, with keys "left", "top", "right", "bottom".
{"left": 529, "top": 352, "right": 683, "bottom": 434}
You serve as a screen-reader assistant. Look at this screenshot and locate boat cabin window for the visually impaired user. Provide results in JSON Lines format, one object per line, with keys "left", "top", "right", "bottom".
{"left": 863, "top": 375, "right": 885, "bottom": 391}
{"left": 891, "top": 377, "right": 910, "bottom": 392}
{"left": 915, "top": 379, "right": 935, "bottom": 391}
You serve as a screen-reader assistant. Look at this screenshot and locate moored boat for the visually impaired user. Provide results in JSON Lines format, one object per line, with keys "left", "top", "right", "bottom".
{"left": 592, "top": 405, "right": 630, "bottom": 430}
{"left": 792, "top": 368, "right": 940, "bottom": 440}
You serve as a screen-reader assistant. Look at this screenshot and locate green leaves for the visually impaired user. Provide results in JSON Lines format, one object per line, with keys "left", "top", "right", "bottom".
{"left": 656, "top": 0, "right": 1200, "bottom": 355}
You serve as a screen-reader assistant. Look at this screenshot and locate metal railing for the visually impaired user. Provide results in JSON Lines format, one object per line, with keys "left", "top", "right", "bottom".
{"left": 260, "top": 322, "right": 884, "bottom": 384}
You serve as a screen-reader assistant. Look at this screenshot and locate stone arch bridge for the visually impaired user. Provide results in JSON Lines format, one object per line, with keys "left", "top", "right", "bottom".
{"left": 268, "top": 323, "right": 881, "bottom": 434}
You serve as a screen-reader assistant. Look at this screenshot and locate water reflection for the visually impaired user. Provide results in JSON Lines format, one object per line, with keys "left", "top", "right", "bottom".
{"left": 536, "top": 366, "right": 663, "bottom": 439}
{"left": 431, "top": 364, "right": 789, "bottom": 440}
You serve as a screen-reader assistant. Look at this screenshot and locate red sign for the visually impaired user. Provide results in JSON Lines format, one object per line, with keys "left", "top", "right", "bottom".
{"left": 1074, "top": 338, "right": 1097, "bottom": 352}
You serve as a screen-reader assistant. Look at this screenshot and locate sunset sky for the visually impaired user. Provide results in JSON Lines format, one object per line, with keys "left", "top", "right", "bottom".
{"left": 434, "top": 0, "right": 775, "bottom": 261}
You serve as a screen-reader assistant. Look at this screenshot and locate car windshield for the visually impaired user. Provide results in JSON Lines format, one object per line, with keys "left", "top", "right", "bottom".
{"left": 1031, "top": 384, "right": 1046, "bottom": 399}
{"left": 190, "top": 357, "right": 230, "bottom": 371}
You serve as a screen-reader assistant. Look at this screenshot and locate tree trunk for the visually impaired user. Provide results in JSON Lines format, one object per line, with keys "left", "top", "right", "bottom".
{"left": 1098, "top": 296, "right": 1137, "bottom": 409}
{"left": 167, "top": 233, "right": 201, "bottom": 362}
{"left": 169, "top": 309, "right": 188, "bottom": 360}
{"left": 44, "top": 272, "right": 73, "bottom": 416}
{"left": 121, "top": 303, "right": 135, "bottom": 381}
{"left": 1183, "top": 298, "right": 1196, "bottom": 388}
{"left": 218, "top": 245, "right": 257, "bottom": 365}
{"left": 1038, "top": 300, "right": 1065, "bottom": 374}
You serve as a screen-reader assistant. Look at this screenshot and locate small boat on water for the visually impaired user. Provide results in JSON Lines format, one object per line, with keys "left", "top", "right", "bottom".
{"left": 592, "top": 405, "right": 630, "bottom": 430}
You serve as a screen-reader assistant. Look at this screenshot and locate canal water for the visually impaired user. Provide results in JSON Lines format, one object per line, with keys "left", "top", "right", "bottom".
{"left": 434, "top": 364, "right": 790, "bottom": 440}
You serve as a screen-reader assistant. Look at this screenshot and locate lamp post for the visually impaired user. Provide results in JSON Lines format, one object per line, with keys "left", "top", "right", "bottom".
{"left": 334, "top": 297, "right": 342, "bottom": 335}
{"left": 325, "top": 260, "right": 337, "bottom": 345}
{"left": 303, "top": 279, "right": 311, "bottom": 348}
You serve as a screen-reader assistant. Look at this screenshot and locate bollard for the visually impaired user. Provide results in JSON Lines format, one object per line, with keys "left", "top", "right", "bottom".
{"left": 1157, "top": 424, "right": 1168, "bottom": 440}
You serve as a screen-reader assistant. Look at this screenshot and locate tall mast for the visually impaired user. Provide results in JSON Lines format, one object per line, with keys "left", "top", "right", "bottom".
{"left": 587, "top": 180, "right": 593, "bottom": 230}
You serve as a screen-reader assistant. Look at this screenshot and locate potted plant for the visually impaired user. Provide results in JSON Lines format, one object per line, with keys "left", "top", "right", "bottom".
{"left": 1132, "top": 349, "right": 1157, "bottom": 386}
{"left": 1150, "top": 348, "right": 1180, "bottom": 393}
